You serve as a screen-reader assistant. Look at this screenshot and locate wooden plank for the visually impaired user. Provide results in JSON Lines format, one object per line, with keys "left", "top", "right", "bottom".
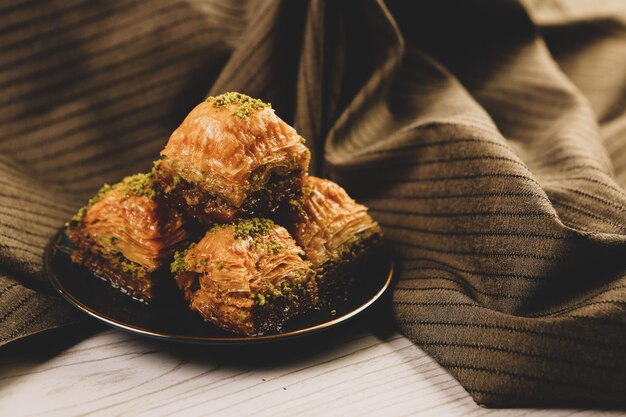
{"left": 0, "top": 327, "right": 622, "bottom": 417}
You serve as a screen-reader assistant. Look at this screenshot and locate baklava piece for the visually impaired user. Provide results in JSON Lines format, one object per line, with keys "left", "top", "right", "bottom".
{"left": 289, "top": 177, "right": 383, "bottom": 304}
{"left": 171, "top": 218, "right": 317, "bottom": 336}
{"left": 153, "top": 92, "right": 310, "bottom": 224}
{"left": 67, "top": 173, "right": 191, "bottom": 302}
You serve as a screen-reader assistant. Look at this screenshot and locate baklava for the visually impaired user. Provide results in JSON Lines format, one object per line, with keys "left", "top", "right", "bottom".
{"left": 171, "top": 218, "right": 317, "bottom": 335}
{"left": 289, "top": 176, "right": 383, "bottom": 304}
{"left": 153, "top": 92, "right": 310, "bottom": 224}
{"left": 64, "top": 92, "right": 386, "bottom": 336}
{"left": 67, "top": 173, "right": 191, "bottom": 302}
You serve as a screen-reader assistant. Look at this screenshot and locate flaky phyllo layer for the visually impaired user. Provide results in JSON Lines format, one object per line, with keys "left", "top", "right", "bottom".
{"left": 155, "top": 93, "right": 310, "bottom": 223}
{"left": 291, "top": 177, "right": 382, "bottom": 269}
{"left": 67, "top": 173, "right": 191, "bottom": 301}
{"left": 172, "top": 219, "right": 317, "bottom": 335}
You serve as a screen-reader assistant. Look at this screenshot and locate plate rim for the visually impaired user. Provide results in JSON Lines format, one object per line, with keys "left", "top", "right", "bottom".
{"left": 45, "top": 229, "right": 394, "bottom": 345}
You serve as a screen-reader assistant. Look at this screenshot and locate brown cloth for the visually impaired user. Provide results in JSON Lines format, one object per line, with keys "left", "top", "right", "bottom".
{"left": 1, "top": 0, "right": 625, "bottom": 407}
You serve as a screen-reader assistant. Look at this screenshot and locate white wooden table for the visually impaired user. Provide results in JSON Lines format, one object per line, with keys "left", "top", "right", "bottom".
{"left": 1, "top": 319, "right": 623, "bottom": 417}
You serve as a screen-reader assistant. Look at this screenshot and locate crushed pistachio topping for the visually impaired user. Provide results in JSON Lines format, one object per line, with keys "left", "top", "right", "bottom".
{"left": 232, "top": 218, "right": 284, "bottom": 255}
{"left": 120, "top": 259, "right": 141, "bottom": 274}
{"left": 67, "top": 208, "right": 86, "bottom": 226}
{"left": 171, "top": 219, "right": 286, "bottom": 275}
{"left": 250, "top": 170, "right": 264, "bottom": 185}
{"left": 254, "top": 272, "right": 316, "bottom": 308}
{"left": 150, "top": 160, "right": 163, "bottom": 178}
{"left": 170, "top": 251, "right": 187, "bottom": 275}
{"left": 232, "top": 218, "right": 276, "bottom": 240}
{"left": 67, "top": 172, "right": 156, "bottom": 226}
{"left": 264, "top": 237, "right": 283, "bottom": 255}
{"left": 121, "top": 173, "right": 156, "bottom": 199}
{"left": 171, "top": 242, "right": 196, "bottom": 274}
{"left": 207, "top": 92, "right": 271, "bottom": 118}
{"left": 287, "top": 198, "right": 303, "bottom": 212}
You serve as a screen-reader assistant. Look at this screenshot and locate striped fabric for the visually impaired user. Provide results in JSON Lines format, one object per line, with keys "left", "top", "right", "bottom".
{"left": 1, "top": 0, "right": 625, "bottom": 407}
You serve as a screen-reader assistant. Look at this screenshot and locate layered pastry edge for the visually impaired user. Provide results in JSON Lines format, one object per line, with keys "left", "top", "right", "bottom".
{"left": 171, "top": 218, "right": 317, "bottom": 336}
{"left": 288, "top": 176, "right": 383, "bottom": 305}
{"left": 66, "top": 173, "right": 191, "bottom": 302}
{"left": 152, "top": 92, "right": 310, "bottom": 224}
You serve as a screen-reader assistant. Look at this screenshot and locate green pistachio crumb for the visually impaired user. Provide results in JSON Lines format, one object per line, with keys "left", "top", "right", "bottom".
{"left": 66, "top": 206, "right": 87, "bottom": 227}
{"left": 171, "top": 243, "right": 197, "bottom": 274}
{"left": 232, "top": 218, "right": 284, "bottom": 254}
{"left": 265, "top": 237, "right": 283, "bottom": 255}
{"left": 207, "top": 92, "right": 271, "bottom": 118}
{"left": 121, "top": 173, "right": 155, "bottom": 199}
{"left": 184, "top": 194, "right": 200, "bottom": 206}
{"left": 120, "top": 260, "right": 141, "bottom": 274}
{"left": 287, "top": 198, "right": 303, "bottom": 212}
{"left": 232, "top": 218, "right": 276, "bottom": 240}
{"left": 250, "top": 171, "right": 264, "bottom": 184}
{"left": 170, "top": 251, "right": 187, "bottom": 275}
{"left": 254, "top": 272, "right": 315, "bottom": 309}
{"left": 67, "top": 172, "right": 156, "bottom": 226}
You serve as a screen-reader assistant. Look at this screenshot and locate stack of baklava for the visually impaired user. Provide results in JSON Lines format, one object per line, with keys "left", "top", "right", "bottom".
{"left": 67, "top": 92, "right": 382, "bottom": 336}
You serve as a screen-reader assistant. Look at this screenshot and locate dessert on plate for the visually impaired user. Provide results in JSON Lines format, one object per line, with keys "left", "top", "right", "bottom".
{"left": 66, "top": 173, "right": 191, "bottom": 302}
{"left": 171, "top": 218, "right": 317, "bottom": 335}
{"left": 288, "top": 176, "right": 383, "bottom": 304}
{"left": 153, "top": 92, "right": 310, "bottom": 224}
{"left": 65, "top": 92, "right": 384, "bottom": 336}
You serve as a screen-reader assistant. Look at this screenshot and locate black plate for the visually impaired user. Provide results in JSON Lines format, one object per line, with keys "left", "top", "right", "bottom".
{"left": 45, "top": 230, "right": 394, "bottom": 345}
